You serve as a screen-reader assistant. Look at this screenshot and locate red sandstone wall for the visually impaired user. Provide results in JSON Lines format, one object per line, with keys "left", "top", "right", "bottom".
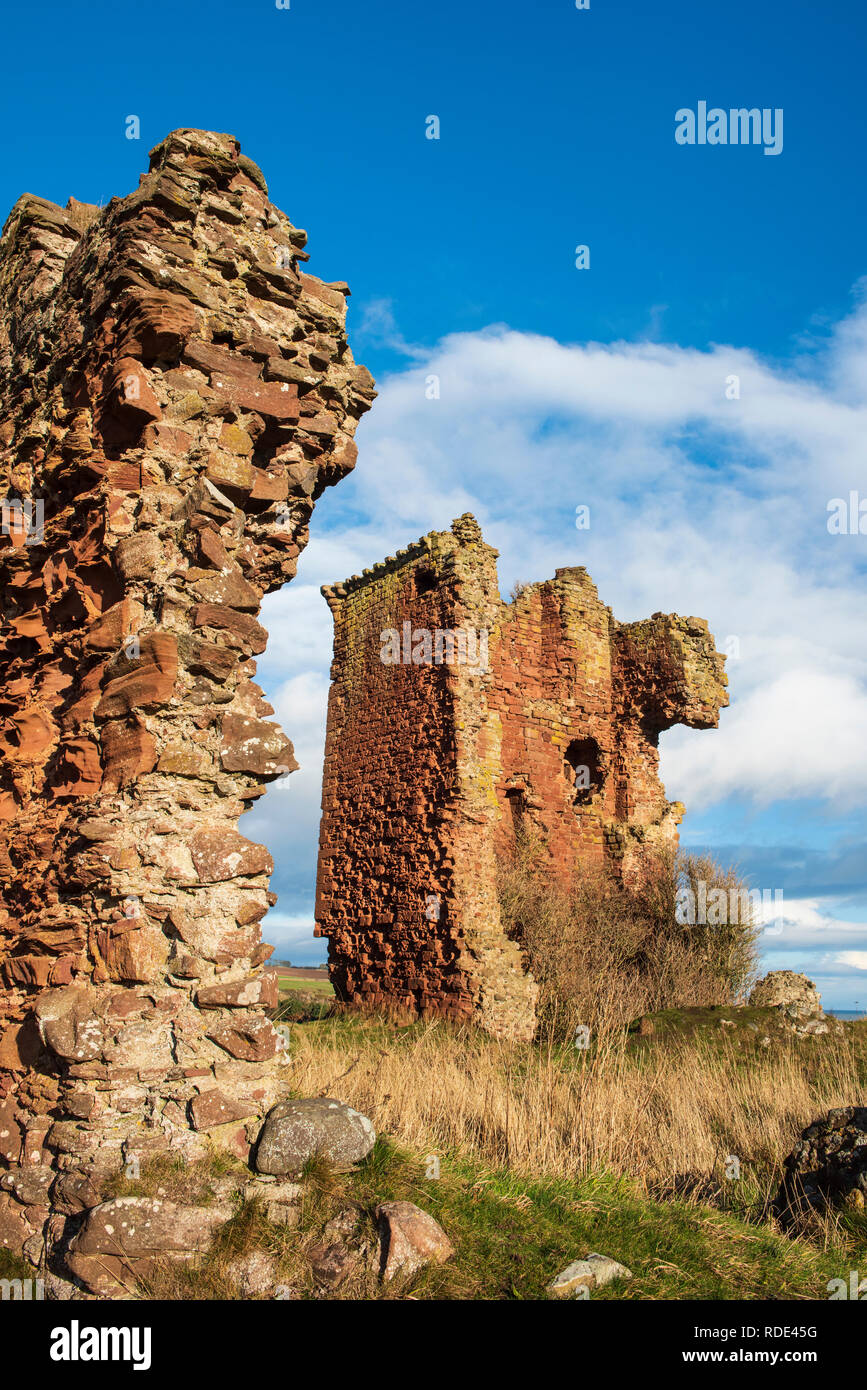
{"left": 488, "top": 569, "right": 614, "bottom": 877}
{"left": 317, "top": 539, "right": 473, "bottom": 1021}
{"left": 487, "top": 569, "right": 723, "bottom": 887}
{"left": 0, "top": 129, "right": 373, "bottom": 1238}
{"left": 316, "top": 521, "right": 728, "bottom": 1038}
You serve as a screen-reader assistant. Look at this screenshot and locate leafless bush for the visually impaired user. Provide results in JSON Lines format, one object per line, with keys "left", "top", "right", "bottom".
{"left": 497, "top": 829, "right": 760, "bottom": 1040}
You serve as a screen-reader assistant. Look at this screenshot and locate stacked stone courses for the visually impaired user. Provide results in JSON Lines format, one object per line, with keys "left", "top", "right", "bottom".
{"left": 0, "top": 129, "right": 374, "bottom": 1257}
{"left": 316, "top": 515, "right": 728, "bottom": 1040}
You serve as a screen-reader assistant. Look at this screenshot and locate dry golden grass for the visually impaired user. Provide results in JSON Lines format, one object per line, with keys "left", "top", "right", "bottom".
{"left": 281, "top": 840, "right": 832, "bottom": 1206}
{"left": 289, "top": 1012, "right": 866, "bottom": 1223}
{"left": 275, "top": 845, "right": 865, "bottom": 1264}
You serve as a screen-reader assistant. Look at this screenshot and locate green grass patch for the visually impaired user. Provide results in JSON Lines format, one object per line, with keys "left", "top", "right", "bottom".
{"left": 337, "top": 1138, "right": 866, "bottom": 1301}
{"left": 277, "top": 975, "right": 334, "bottom": 995}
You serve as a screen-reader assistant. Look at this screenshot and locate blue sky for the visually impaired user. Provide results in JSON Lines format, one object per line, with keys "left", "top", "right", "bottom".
{"left": 2, "top": 0, "right": 865, "bottom": 1005}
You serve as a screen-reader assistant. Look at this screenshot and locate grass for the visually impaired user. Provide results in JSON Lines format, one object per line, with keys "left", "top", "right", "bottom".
{"left": 11, "top": 1002, "right": 865, "bottom": 1301}
{"left": 0, "top": 1249, "right": 35, "bottom": 1285}
{"left": 284, "top": 1011, "right": 866, "bottom": 1220}
{"left": 6, "top": 1005, "right": 859, "bottom": 1302}
{"left": 277, "top": 975, "right": 334, "bottom": 995}
{"left": 122, "top": 1131, "right": 866, "bottom": 1302}
{"left": 102, "top": 1148, "right": 251, "bottom": 1205}
{"left": 275, "top": 971, "right": 335, "bottom": 1025}
{"left": 118, "top": 1005, "right": 864, "bottom": 1300}
{"left": 351, "top": 1147, "right": 864, "bottom": 1301}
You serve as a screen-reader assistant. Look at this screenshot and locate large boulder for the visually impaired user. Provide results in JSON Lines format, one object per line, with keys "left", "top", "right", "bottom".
{"left": 749, "top": 970, "right": 821, "bottom": 1020}
{"left": 777, "top": 1106, "right": 867, "bottom": 1218}
{"left": 255, "top": 1097, "right": 375, "bottom": 1178}
{"left": 748, "top": 970, "right": 839, "bottom": 1036}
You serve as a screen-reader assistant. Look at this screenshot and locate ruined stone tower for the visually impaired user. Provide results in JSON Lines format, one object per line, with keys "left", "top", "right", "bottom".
{"left": 0, "top": 130, "right": 373, "bottom": 1255}
{"left": 315, "top": 516, "right": 728, "bottom": 1039}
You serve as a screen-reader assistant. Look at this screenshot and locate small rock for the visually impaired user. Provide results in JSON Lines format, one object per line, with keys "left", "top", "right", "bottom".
{"left": 308, "top": 1240, "right": 358, "bottom": 1288}
{"left": 375, "top": 1200, "right": 454, "bottom": 1282}
{"left": 227, "top": 1249, "right": 278, "bottom": 1297}
{"left": 242, "top": 1177, "right": 303, "bottom": 1206}
{"left": 190, "top": 1088, "right": 259, "bottom": 1131}
{"left": 0, "top": 1164, "right": 55, "bottom": 1205}
{"left": 23, "top": 1232, "right": 44, "bottom": 1267}
{"left": 241, "top": 1175, "right": 303, "bottom": 1227}
{"left": 266, "top": 1200, "right": 300, "bottom": 1228}
{"left": 548, "top": 1252, "right": 633, "bottom": 1298}
{"left": 0, "top": 1193, "right": 33, "bottom": 1256}
{"left": 52, "top": 1171, "right": 105, "bottom": 1214}
{"left": 749, "top": 970, "right": 821, "bottom": 1018}
{"left": 44, "top": 1272, "right": 86, "bottom": 1301}
{"left": 323, "top": 1205, "right": 362, "bottom": 1242}
{"left": 64, "top": 1196, "right": 234, "bottom": 1297}
{"left": 794, "top": 1017, "right": 830, "bottom": 1037}
{"left": 255, "top": 1097, "right": 375, "bottom": 1178}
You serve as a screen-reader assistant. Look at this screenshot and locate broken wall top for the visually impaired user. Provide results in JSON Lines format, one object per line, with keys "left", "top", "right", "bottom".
{"left": 322, "top": 517, "right": 729, "bottom": 735}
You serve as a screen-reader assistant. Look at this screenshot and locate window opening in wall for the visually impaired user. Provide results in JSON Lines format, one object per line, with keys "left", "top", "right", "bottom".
{"left": 414, "top": 566, "right": 437, "bottom": 596}
{"left": 506, "top": 786, "right": 526, "bottom": 837}
{"left": 565, "top": 736, "right": 603, "bottom": 805}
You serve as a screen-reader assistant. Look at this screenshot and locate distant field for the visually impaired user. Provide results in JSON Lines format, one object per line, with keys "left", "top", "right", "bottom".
{"left": 277, "top": 968, "right": 334, "bottom": 996}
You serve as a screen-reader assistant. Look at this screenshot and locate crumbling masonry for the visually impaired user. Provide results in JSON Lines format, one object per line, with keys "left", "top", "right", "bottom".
{"left": 316, "top": 516, "right": 728, "bottom": 1040}
{"left": 0, "top": 130, "right": 374, "bottom": 1258}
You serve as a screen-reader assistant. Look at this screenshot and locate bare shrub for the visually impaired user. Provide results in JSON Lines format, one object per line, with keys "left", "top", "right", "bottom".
{"left": 497, "top": 829, "right": 760, "bottom": 1040}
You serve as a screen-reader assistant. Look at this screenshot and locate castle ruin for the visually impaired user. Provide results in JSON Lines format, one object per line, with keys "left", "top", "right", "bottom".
{"left": 315, "top": 515, "right": 728, "bottom": 1040}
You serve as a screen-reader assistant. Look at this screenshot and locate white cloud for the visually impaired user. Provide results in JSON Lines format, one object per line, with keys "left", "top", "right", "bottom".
{"left": 662, "top": 669, "right": 867, "bottom": 809}
{"left": 260, "top": 912, "right": 318, "bottom": 962}
{"left": 836, "top": 950, "right": 867, "bottom": 971}
{"left": 757, "top": 898, "right": 867, "bottom": 951}
{"left": 335, "top": 301, "right": 867, "bottom": 809}
{"left": 752, "top": 899, "right": 867, "bottom": 1007}
{"left": 248, "top": 292, "right": 867, "bottom": 985}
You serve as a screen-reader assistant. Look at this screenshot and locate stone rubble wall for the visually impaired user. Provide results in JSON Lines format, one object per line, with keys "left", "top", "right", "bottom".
{"left": 317, "top": 528, "right": 479, "bottom": 1025}
{"left": 491, "top": 569, "right": 728, "bottom": 890}
{"left": 316, "top": 515, "right": 728, "bottom": 1039}
{"left": 0, "top": 129, "right": 374, "bottom": 1254}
